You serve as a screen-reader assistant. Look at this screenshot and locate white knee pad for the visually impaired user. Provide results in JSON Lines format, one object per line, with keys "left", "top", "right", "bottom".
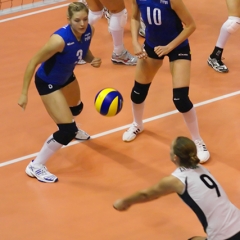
{"left": 225, "top": 16, "right": 240, "bottom": 34}
{"left": 109, "top": 9, "right": 127, "bottom": 31}
{"left": 88, "top": 9, "right": 104, "bottom": 25}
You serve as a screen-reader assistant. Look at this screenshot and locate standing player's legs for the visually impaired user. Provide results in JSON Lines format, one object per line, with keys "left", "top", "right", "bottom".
{"left": 25, "top": 76, "right": 80, "bottom": 183}
{"left": 61, "top": 77, "right": 90, "bottom": 141}
{"left": 169, "top": 47, "right": 210, "bottom": 163}
{"left": 208, "top": 0, "right": 240, "bottom": 73}
{"left": 86, "top": 0, "right": 137, "bottom": 65}
{"left": 122, "top": 55, "right": 163, "bottom": 142}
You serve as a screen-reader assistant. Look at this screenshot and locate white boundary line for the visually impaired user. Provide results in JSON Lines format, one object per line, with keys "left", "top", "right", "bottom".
{"left": 0, "top": 2, "right": 69, "bottom": 22}
{"left": 1, "top": 90, "right": 240, "bottom": 168}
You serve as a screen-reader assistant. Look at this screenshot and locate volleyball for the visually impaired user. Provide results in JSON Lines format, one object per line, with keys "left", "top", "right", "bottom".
{"left": 94, "top": 88, "right": 123, "bottom": 116}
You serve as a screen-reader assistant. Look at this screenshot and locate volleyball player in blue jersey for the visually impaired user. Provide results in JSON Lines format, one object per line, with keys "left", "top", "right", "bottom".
{"left": 18, "top": 2, "right": 101, "bottom": 183}
{"left": 114, "top": 136, "right": 240, "bottom": 240}
{"left": 122, "top": 0, "right": 210, "bottom": 163}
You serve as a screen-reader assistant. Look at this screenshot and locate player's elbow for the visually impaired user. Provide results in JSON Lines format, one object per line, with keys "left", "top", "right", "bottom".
{"left": 184, "top": 21, "right": 196, "bottom": 34}
{"left": 191, "top": 22, "right": 196, "bottom": 32}
{"left": 28, "top": 58, "right": 40, "bottom": 70}
{"left": 189, "top": 21, "right": 196, "bottom": 32}
{"left": 184, "top": 24, "right": 196, "bottom": 36}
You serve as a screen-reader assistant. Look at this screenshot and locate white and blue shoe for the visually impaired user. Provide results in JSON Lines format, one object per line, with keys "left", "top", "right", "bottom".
{"left": 25, "top": 161, "right": 58, "bottom": 183}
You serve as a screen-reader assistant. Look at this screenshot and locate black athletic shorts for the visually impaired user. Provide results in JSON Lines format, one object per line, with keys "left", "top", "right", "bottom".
{"left": 143, "top": 41, "right": 191, "bottom": 62}
{"left": 188, "top": 231, "right": 240, "bottom": 240}
{"left": 35, "top": 73, "right": 76, "bottom": 96}
{"left": 225, "top": 231, "right": 240, "bottom": 240}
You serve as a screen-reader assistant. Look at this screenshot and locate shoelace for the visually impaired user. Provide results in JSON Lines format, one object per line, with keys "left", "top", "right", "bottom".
{"left": 211, "top": 58, "right": 225, "bottom": 66}
{"left": 127, "top": 124, "right": 140, "bottom": 132}
{"left": 124, "top": 51, "right": 137, "bottom": 62}
{"left": 195, "top": 141, "right": 207, "bottom": 151}
{"left": 78, "top": 130, "right": 89, "bottom": 137}
{"left": 35, "top": 166, "right": 49, "bottom": 176}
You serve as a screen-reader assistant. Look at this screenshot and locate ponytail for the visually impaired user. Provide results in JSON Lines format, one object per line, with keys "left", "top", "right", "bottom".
{"left": 173, "top": 137, "right": 200, "bottom": 168}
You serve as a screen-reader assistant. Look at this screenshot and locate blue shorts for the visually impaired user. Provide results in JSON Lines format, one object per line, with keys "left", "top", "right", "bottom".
{"left": 35, "top": 73, "right": 76, "bottom": 96}
{"left": 143, "top": 41, "right": 191, "bottom": 62}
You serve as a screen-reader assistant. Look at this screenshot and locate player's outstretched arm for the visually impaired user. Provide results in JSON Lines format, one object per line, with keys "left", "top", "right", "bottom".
{"left": 113, "top": 175, "right": 184, "bottom": 211}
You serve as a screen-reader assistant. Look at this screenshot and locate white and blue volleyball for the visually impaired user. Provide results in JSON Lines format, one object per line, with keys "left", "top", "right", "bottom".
{"left": 94, "top": 88, "right": 123, "bottom": 117}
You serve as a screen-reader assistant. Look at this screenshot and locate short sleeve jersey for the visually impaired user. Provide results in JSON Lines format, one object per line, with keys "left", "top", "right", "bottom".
{"left": 172, "top": 165, "right": 240, "bottom": 240}
{"left": 137, "top": 0, "right": 188, "bottom": 49}
{"left": 36, "top": 24, "right": 92, "bottom": 85}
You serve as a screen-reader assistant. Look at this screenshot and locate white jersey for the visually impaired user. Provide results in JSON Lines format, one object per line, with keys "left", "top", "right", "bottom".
{"left": 172, "top": 165, "right": 240, "bottom": 240}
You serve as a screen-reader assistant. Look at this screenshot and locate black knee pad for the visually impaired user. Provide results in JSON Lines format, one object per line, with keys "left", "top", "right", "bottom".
{"left": 173, "top": 87, "right": 193, "bottom": 113}
{"left": 131, "top": 81, "right": 151, "bottom": 104}
{"left": 53, "top": 122, "right": 78, "bottom": 145}
{"left": 70, "top": 102, "right": 83, "bottom": 116}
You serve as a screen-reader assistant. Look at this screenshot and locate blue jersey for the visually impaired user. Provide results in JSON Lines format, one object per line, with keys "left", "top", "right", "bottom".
{"left": 137, "top": 0, "right": 188, "bottom": 49}
{"left": 36, "top": 24, "right": 92, "bottom": 85}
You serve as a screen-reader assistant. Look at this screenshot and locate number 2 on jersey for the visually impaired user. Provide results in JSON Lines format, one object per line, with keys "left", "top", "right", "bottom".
{"left": 200, "top": 174, "right": 221, "bottom": 197}
{"left": 146, "top": 7, "right": 162, "bottom": 25}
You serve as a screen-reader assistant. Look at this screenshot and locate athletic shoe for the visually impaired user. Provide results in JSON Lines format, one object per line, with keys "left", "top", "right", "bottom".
{"left": 75, "top": 129, "right": 90, "bottom": 141}
{"left": 25, "top": 161, "right": 58, "bottom": 183}
{"left": 77, "top": 59, "right": 87, "bottom": 65}
{"left": 122, "top": 122, "right": 143, "bottom": 142}
{"left": 111, "top": 50, "right": 137, "bottom": 66}
{"left": 207, "top": 57, "right": 229, "bottom": 73}
{"left": 194, "top": 140, "right": 210, "bottom": 163}
{"left": 139, "top": 17, "right": 146, "bottom": 38}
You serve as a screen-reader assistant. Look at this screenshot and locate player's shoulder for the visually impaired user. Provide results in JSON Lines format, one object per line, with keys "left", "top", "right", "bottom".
{"left": 54, "top": 24, "right": 70, "bottom": 35}
{"left": 53, "top": 25, "right": 75, "bottom": 44}
{"left": 172, "top": 165, "right": 208, "bottom": 176}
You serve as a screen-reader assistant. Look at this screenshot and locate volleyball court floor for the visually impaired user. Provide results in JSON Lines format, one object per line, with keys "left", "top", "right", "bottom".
{"left": 0, "top": 0, "right": 240, "bottom": 239}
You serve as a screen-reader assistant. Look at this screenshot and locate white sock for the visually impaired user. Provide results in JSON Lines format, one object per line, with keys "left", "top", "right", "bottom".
{"left": 33, "top": 135, "right": 63, "bottom": 166}
{"left": 132, "top": 102, "right": 144, "bottom": 128}
{"left": 181, "top": 108, "right": 202, "bottom": 141}
{"left": 109, "top": 9, "right": 127, "bottom": 55}
{"left": 216, "top": 19, "right": 231, "bottom": 48}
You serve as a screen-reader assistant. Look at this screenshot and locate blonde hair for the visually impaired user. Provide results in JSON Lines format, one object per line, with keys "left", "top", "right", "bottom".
{"left": 67, "top": 2, "right": 89, "bottom": 19}
{"left": 173, "top": 136, "right": 200, "bottom": 168}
